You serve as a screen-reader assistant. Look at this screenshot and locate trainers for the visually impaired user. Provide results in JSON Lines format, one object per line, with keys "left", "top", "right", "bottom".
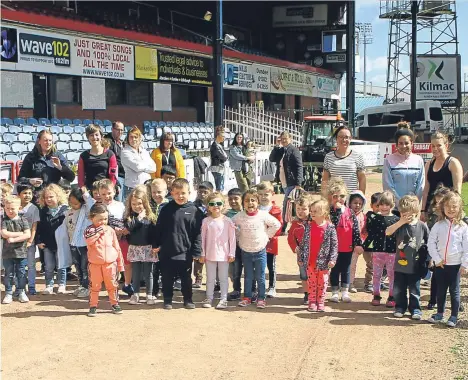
{"left": 341, "top": 291, "right": 351, "bottom": 303}
{"left": 349, "top": 286, "right": 358, "bottom": 294}
{"left": 87, "top": 307, "right": 97, "bottom": 317}
{"left": 428, "top": 313, "right": 444, "bottom": 324}
{"left": 266, "top": 287, "right": 277, "bottom": 298}
{"left": 394, "top": 310, "right": 404, "bottom": 318}
{"left": 28, "top": 287, "right": 37, "bottom": 296}
{"left": 147, "top": 295, "right": 156, "bottom": 305}
{"left": 371, "top": 295, "right": 381, "bottom": 306}
{"left": 256, "top": 300, "right": 266, "bottom": 309}
{"left": 330, "top": 292, "right": 340, "bottom": 303}
{"left": 57, "top": 285, "right": 66, "bottom": 294}
{"left": 192, "top": 280, "right": 202, "bottom": 289}
{"left": 317, "top": 303, "right": 326, "bottom": 312}
{"left": 411, "top": 312, "right": 422, "bottom": 320}
{"left": 459, "top": 304, "right": 465, "bottom": 312}
{"left": 385, "top": 297, "right": 396, "bottom": 308}
{"left": 303, "top": 293, "right": 309, "bottom": 305}
{"left": 427, "top": 303, "right": 435, "bottom": 310}
{"left": 2, "top": 294, "right": 13, "bottom": 304}
{"left": 67, "top": 272, "right": 78, "bottom": 281}
{"left": 238, "top": 297, "right": 252, "bottom": 307}
{"left": 18, "top": 291, "right": 29, "bottom": 303}
{"left": 122, "top": 284, "right": 134, "bottom": 296}
{"left": 173, "top": 279, "right": 182, "bottom": 291}
{"left": 251, "top": 292, "right": 258, "bottom": 303}
{"left": 42, "top": 286, "right": 54, "bottom": 295}
{"left": 13, "top": 289, "right": 20, "bottom": 298}
{"left": 380, "top": 283, "right": 389, "bottom": 291}
{"left": 73, "top": 286, "right": 84, "bottom": 296}
{"left": 77, "top": 288, "right": 89, "bottom": 298}
{"left": 112, "top": 304, "right": 123, "bottom": 314}
{"left": 163, "top": 303, "right": 173, "bottom": 310}
{"left": 307, "top": 302, "right": 318, "bottom": 312}
{"left": 446, "top": 316, "right": 457, "bottom": 328}
{"left": 184, "top": 301, "right": 196, "bottom": 309}
{"left": 364, "top": 284, "right": 373, "bottom": 293}
{"left": 202, "top": 298, "right": 213, "bottom": 308}
{"left": 227, "top": 290, "right": 241, "bottom": 301}
{"left": 128, "top": 294, "right": 139, "bottom": 305}
{"left": 216, "top": 300, "right": 228, "bottom": 309}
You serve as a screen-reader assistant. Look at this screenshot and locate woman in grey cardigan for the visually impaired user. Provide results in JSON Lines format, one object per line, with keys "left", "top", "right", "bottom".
{"left": 229, "top": 133, "right": 254, "bottom": 193}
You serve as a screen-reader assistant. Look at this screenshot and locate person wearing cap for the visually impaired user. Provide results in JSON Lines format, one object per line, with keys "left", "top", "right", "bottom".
{"left": 382, "top": 122, "right": 425, "bottom": 206}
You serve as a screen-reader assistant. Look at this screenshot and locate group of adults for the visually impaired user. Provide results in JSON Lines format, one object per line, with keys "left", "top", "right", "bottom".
{"left": 18, "top": 121, "right": 187, "bottom": 199}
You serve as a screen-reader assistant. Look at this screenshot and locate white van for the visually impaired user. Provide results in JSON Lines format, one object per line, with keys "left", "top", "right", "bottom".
{"left": 355, "top": 100, "right": 443, "bottom": 132}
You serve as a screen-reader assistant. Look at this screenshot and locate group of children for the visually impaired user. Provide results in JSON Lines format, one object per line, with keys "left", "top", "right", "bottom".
{"left": 1, "top": 172, "right": 467, "bottom": 325}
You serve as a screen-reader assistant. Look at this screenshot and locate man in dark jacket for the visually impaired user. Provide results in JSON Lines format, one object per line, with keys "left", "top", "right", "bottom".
{"left": 209, "top": 126, "right": 228, "bottom": 191}
{"left": 269, "top": 131, "right": 303, "bottom": 232}
{"left": 152, "top": 178, "right": 204, "bottom": 310}
{"left": 104, "top": 121, "right": 125, "bottom": 201}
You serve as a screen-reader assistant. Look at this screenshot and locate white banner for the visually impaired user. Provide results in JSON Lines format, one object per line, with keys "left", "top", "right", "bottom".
{"left": 416, "top": 54, "right": 461, "bottom": 107}
{"left": 223, "top": 61, "right": 270, "bottom": 93}
{"left": 1, "top": 25, "right": 134, "bottom": 80}
{"left": 272, "top": 4, "right": 328, "bottom": 28}
{"left": 316, "top": 76, "right": 339, "bottom": 98}
{"left": 270, "top": 66, "right": 316, "bottom": 97}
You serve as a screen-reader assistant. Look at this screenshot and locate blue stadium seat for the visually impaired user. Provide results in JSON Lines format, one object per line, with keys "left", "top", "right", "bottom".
{"left": 186, "top": 122, "right": 194, "bottom": 128}
{"left": 61, "top": 118, "right": 72, "bottom": 125}
{"left": 36, "top": 126, "right": 47, "bottom": 133}
{"left": 72, "top": 119, "right": 82, "bottom": 126}
{"left": 51, "top": 118, "right": 60, "bottom": 125}
{"left": 125, "top": 125, "right": 131, "bottom": 132}
{"left": 147, "top": 128, "right": 155, "bottom": 137}
{"left": 27, "top": 142, "right": 35, "bottom": 151}
{"left": 147, "top": 141, "right": 157, "bottom": 150}
{"left": 180, "top": 122, "right": 187, "bottom": 128}
{"left": 27, "top": 117, "right": 38, "bottom": 125}
{"left": 14, "top": 118, "right": 26, "bottom": 126}
{"left": 143, "top": 121, "right": 151, "bottom": 131}
{"left": 82, "top": 119, "right": 93, "bottom": 126}
{"left": 69, "top": 141, "right": 82, "bottom": 151}
{"left": 104, "top": 125, "right": 112, "bottom": 133}
{"left": 73, "top": 126, "right": 85, "bottom": 133}
{"left": 178, "top": 148, "right": 187, "bottom": 158}
{"left": 158, "top": 121, "right": 166, "bottom": 128}
{"left": 166, "top": 121, "right": 173, "bottom": 127}
{"left": 38, "top": 118, "right": 50, "bottom": 126}
{"left": 103, "top": 120, "right": 112, "bottom": 127}
{"left": 172, "top": 127, "right": 181, "bottom": 134}
{"left": 63, "top": 125, "right": 74, "bottom": 134}
{"left": 22, "top": 125, "right": 35, "bottom": 133}
{"left": 50, "top": 126, "right": 61, "bottom": 134}
{"left": 17, "top": 133, "right": 32, "bottom": 142}
{"left": 186, "top": 126, "right": 194, "bottom": 133}
{"left": 7, "top": 125, "right": 21, "bottom": 134}
{"left": 5, "top": 154, "right": 20, "bottom": 162}
{"left": 56, "top": 142, "right": 69, "bottom": 151}
{"left": 193, "top": 122, "right": 200, "bottom": 128}
{"left": 193, "top": 127, "right": 200, "bottom": 134}
{"left": 82, "top": 141, "right": 91, "bottom": 150}
{"left": 58, "top": 133, "right": 70, "bottom": 142}
{"left": 1, "top": 143, "right": 11, "bottom": 153}
{"left": 163, "top": 126, "right": 172, "bottom": 133}
{"left": 156, "top": 128, "right": 163, "bottom": 138}
{"left": 199, "top": 122, "right": 206, "bottom": 128}
{"left": 93, "top": 119, "right": 103, "bottom": 126}
{"left": 66, "top": 151, "right": 81, "bottom": 163}
{"left": 11, "top": 143, "right": 28, "bottom": 154}
{"left": 1, "top": 117, "right": 13, "bottom": 126}
{"left": 173, "top": 122, "right": 180, "bottom": 128}
{"left": 151, "top": 121, "right": 158, "bottom": 128}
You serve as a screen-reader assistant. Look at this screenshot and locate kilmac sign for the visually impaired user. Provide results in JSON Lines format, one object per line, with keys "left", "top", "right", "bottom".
{"left": 416, "top": 54, "right": 461, "bottom": 107}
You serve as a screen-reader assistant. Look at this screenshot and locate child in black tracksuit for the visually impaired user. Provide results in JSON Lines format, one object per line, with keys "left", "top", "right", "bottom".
{"left": 152, "top": 179, "right": 204, "bottom": 309}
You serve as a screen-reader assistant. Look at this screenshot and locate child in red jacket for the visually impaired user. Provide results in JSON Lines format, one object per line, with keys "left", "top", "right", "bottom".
{"left": 257, "top": 181, "right": 283, "bottom": 298}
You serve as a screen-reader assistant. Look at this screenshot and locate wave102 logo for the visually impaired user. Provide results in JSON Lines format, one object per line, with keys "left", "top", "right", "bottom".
{"left": 19, "top": 32, "right": 71, "bottom": 67}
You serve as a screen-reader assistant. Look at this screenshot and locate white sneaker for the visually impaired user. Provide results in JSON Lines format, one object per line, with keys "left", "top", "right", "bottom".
{"left": 330, "top": 292, "right": 340, "bottom": 303}
{"left": 42, "top": 286, "right": 54, "bottom": 295}
{"left": 57, "top": 285, "right": 66, "bottom": 294}
{"left": 266, "top": 287, "right": 277, "bottom": 298}
{"left": 129, "top": 294, "right": 139, "bottom": 305}
{"left": 341, "top": 291, "right": 352, "bottom": 303}
{"left": 2, "top": 294, "right": 13, "bottom": 304}
{"left": 202, "top": 298, "right": 213, "bottom": 308}
{"left": 349, "top": 286, "right": 358, "bottom": 294}
{"left": 73, "top": 286, "right": 84, "bottom": 296}
{"left": 18, "top": 291, "right": 29, "bottom": 303}
{"left": 77, "top": 288, "right": 89, "bottom": 298}
{"left": 147, "top": 295, "right": 156, "bottom": 305}
{"left": 216, "top": 299, "right": 228, "bottom": 309}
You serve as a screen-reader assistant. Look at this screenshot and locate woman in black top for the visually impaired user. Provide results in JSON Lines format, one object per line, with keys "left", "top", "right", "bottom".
{"left": 421, "top": 132, "right": 463, "bottom": 221}
{"left": 209, "top": 126, "right": 228, "bottom": 191}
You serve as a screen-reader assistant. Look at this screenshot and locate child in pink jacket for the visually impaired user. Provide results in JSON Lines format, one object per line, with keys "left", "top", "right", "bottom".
{"left": 85, "top": 203, "right": 125, "bottom": 317}
{"left": 200, "top": 192, "right": 236, "bottom": 309}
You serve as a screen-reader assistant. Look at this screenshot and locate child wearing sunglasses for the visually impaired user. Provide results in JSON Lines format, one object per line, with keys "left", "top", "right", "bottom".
{"left": 326, "top": 178, "right": 363, "bottom": 303}
{"left": 200, "top": 192, "right": 236, "bottom": 309}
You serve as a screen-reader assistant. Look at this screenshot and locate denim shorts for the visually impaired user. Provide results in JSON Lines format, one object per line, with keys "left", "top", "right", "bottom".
{"left": 299, "top": 265, "right": 308, "bottom": 281}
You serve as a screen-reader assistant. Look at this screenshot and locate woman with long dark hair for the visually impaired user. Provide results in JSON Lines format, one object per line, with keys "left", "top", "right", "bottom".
{"left": 229, "top": 133, "right": 253, "bottom": 193}
{"left": 150, "top": 132, "right": 185, "bottom": 179}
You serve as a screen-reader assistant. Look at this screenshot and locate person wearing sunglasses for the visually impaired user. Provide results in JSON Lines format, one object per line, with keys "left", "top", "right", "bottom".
{"left": 326, "top": 178, "right": 364, "bottom": 304}
{"left": 200, "top": 193, "right": 236, "bottom": 309}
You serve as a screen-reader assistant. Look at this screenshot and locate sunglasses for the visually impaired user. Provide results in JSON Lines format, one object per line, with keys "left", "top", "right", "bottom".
{"left": 208, "top": 201, "right": 224, "bottom": 207}
{"left": 332, "top": 194, "right": 347, "bottom": 199}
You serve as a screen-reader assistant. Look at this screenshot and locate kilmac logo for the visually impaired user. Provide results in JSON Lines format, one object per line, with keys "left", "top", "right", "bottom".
{"left": 428, "top": 60, "right": 444, "bottom": 80}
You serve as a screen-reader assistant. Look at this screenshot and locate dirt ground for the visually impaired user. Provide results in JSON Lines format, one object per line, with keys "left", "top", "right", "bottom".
{"left": 1, "top": 174, "right": 467, "bottom": 380}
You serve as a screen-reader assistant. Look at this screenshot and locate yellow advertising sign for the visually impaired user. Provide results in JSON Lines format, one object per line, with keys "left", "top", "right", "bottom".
{"left": 135, "top": 46, "right": 158, "bottom": 80}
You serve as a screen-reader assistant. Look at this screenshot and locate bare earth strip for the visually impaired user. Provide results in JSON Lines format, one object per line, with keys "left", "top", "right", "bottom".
{"left": 1, "top": 174, "right": 466, "bottom": 380}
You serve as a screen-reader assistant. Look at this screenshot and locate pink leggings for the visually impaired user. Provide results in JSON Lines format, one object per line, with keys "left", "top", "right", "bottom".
{"left": 307, "top": 266, "right": 329, "bottom": 306}
{"left": 372, "top": 252, "right": 394, "bottom": 297}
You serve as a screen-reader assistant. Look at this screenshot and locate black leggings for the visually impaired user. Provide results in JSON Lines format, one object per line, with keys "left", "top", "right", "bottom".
{"left": 330, "top": 252, "right": 353, "bottom": 288}
{"left": 267, "top": 253, "right": 277, "bottom": 289}
{"left": 435, "top": 265, "right": 461, "bottom": 318}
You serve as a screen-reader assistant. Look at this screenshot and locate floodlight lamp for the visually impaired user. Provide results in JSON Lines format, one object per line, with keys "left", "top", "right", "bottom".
{"left": 204, "top": 11, "right": 212, "bottom": 21}
{"left": 224, "top": 34, "right": 237, "bottom": 45}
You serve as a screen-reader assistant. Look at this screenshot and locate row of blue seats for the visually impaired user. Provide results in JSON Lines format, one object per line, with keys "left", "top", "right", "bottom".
{"left": 143, "top": 121, "right": 214, "bottom": 129}
{"left": 1, "top": 117, "right": 113, "bottom": 127}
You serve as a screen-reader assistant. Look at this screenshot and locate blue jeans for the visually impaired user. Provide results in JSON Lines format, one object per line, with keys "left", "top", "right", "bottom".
{"left": 282, "top": 185, "right": 295, "bottom": 232}
{"left": 393, "top": 271, "right": 421, "bottom": 314}
{"left": 27, "top": 245, "right": 37, "bottom": 288}
{"left": 3, "top": 258, "right": 27, "bottom": 294}
{"left": 116, "top": 177, "right": 125, "bottom": 202}
{"left": 212, "top": 172, "right": 224, "bottom": 191}
{"left": 435, "top": 265, "right": 461, "bottom": 318}
{"left": 242, "top": 249, "right": 267, "bottom": 301}
{"left": 44, "top": 248, "right": 67, "bottom": 287}
{"left": 71, "top": 246, "right": 89, "bottom": 288}
{"left": 122, "top": 185, "right": 134, "bottom": 201}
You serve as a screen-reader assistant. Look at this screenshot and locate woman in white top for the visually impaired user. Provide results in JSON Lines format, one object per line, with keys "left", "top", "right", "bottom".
{"left": 121, "top": 126, "right": 156, "bottom": 198}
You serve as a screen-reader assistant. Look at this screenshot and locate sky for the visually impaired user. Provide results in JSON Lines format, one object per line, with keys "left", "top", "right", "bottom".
{"left": 355, "top": 0, "right": 468, "bottom": 92}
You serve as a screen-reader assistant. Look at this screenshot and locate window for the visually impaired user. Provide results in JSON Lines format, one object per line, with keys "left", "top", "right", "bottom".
{"left": 127, "top": 81, "right": 151, "bottom": 106}
{"left": 322, "top": 30, "right": 346, "bottom": 52}
{"left": 264, "top": 93, "right": 285, "bottom": 111}
{"left": 430, "top": 107, "right": 443, "bottom": 121}
{"left": 54, "top": 76, "right": 80, "bottom": 103}
{"left": 368, "top": 113, "right": 383, "bottom": 126}
{"left": 106, "top": 79, "right": 126, "bottom": 106}
{"left": 355, "top": 114, "right": 364, "bottom": 127}
{"left": 171, "top": 84, "right": 189, "bottom": 107}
